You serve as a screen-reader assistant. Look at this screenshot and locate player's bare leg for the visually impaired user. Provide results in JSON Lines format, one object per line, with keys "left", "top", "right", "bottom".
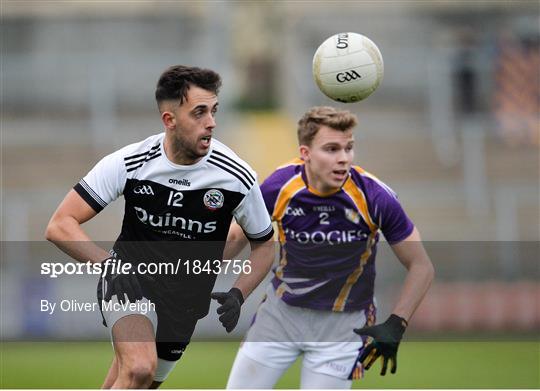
{"left": 102, "top": 356, "right": 119, "bottom": 389}
{"left": 109, "top": 315, "right": 157, "bottom": 389}
{"left": 102, "top": 357, "right": 163, "bottom": 389}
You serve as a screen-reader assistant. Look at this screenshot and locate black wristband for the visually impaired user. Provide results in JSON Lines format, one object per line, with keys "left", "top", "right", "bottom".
{"left": 229, "top": 288, "right": 244, "bottom": 306}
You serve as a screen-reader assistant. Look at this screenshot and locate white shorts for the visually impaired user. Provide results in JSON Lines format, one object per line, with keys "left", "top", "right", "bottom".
{"left": 100, "top": 295, "right": 158, "bottom": 336}
{"left": 99, "top": 294, "right": 177, "bottom": 382}
{"left": 239, "top": 285, "right": 372, "bottom": 380}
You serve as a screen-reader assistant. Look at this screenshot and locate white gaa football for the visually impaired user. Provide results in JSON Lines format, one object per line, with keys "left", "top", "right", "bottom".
{"left": 312, "top": 32, "right": 384, "bottom": 103}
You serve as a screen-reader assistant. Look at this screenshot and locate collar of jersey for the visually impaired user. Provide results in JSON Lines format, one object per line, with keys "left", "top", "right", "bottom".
{"left": 301, "top": 165, "right": 349, "bottom": 197}
{"left": 160, "top": 134, "right": 213, "bottom": 170}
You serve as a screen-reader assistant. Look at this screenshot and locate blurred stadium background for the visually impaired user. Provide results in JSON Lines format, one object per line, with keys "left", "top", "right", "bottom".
{"left": 1, "top": 1, "right": 539, "bottom": 388}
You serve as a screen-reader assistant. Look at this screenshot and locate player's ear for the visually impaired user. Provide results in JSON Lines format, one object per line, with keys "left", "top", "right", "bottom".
{"left": 161, "top": 111, "right": 176, "bottom": 130}
{"left": 299, "top": 145, "right": 310, "bottom": 162}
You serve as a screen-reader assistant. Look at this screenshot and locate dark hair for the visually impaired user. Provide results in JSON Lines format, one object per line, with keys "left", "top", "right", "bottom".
{"left": 297, "top": 106, "right": 358, "bottom": 146}
{"left": 155, "top": 65, "right": 222, "bottom": 106}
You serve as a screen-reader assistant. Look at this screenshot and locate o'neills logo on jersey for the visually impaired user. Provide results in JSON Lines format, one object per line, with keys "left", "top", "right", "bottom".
{"left": 203, "top": 189, "right": 224, "bottom": 210}
{"left": 133, "top": 206, "right": 217, "bottom": 233}
{"left": 169, "top": 178, "right": 191, "bottom": 187}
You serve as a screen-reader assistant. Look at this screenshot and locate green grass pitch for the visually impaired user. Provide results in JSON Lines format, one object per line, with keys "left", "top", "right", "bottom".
{"left": 1, "top": 341, "right": 538, "bottom": 388}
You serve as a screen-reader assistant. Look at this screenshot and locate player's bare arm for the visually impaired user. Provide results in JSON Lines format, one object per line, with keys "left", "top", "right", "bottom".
{"left": 46, "top": 188, "right": 153, "bottom": 389}
{"left": 354, "top": 227, "right": 434, "bottom": 375}
{"left": 212, "top": 223, "right": 274, "bottom": 333}
{"left": 223, "top": 221, "right": 249, "bottom": 260}
{"left": 231, "top": 236, "right": 275, "bottom": 300}
{"left": 223, "top": 221, "right": 275, "bottom": 299}
{"left": 45, "top": 189, "right": 110, "bottom": 263}
{"left": 390, "top": 227, "right": 435, "bottom": 321}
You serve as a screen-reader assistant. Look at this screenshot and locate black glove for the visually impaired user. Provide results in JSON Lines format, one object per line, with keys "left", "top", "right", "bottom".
{"left": 353, "top": 314, "right": 408, "bottom": 375}
{"left": 101, "top": 258, "right": 143, "bottom": 305}
{"left": 211, "top": 288, "right": 244, "bottom": 332}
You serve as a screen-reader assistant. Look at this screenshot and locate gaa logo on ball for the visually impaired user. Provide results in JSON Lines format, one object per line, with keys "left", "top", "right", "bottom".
{"left": 313, "top": 32, "right": 384, "bottom": 103}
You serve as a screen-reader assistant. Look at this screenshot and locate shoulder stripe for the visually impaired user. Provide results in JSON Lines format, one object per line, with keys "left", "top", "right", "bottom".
{"left": 211, "top": 150, "right": 256, "bottom": 183}
{"left": 125, "top": 149, "right": 161, "bottom": 167}
{"left": 208, "top": 159, "right": 252, "bottom": 189}
{"left": 272, "top": 174, "right": 306, "bottom": 243}
{"left": 276, "top": 157, "right": 304, "bottom": 170}
{"left": 124, "top": 144, "right": 160, "bottom": 162}
{"left": 126, "top": 152, "right": 161, "bottom": 173}
{"left": 208, "top": 154, "right": 255, "bottom": 187}
{"left": 352, "top": 165, "right": 365, "bottom": 174}
{"left": 342, "top": 177, "right": 377, "bottom": 232}
{"left": 353, "top": 166, "right": 397, "bottom": 198}
{"left": 364, "top": 173, "right": 397, "bottom": 198}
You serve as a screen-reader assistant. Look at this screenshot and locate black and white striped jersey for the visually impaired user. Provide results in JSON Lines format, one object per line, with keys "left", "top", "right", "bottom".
{"left": 73, "top": 133, "right": 273, "bottom": 318}
{"left": 74, "top": 132, "right": 273, "bottom": 243}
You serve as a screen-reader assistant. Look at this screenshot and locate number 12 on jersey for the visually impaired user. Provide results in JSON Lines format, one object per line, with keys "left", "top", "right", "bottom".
{"left": 167, "top": 191, "right": 184, "bottom": 207}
